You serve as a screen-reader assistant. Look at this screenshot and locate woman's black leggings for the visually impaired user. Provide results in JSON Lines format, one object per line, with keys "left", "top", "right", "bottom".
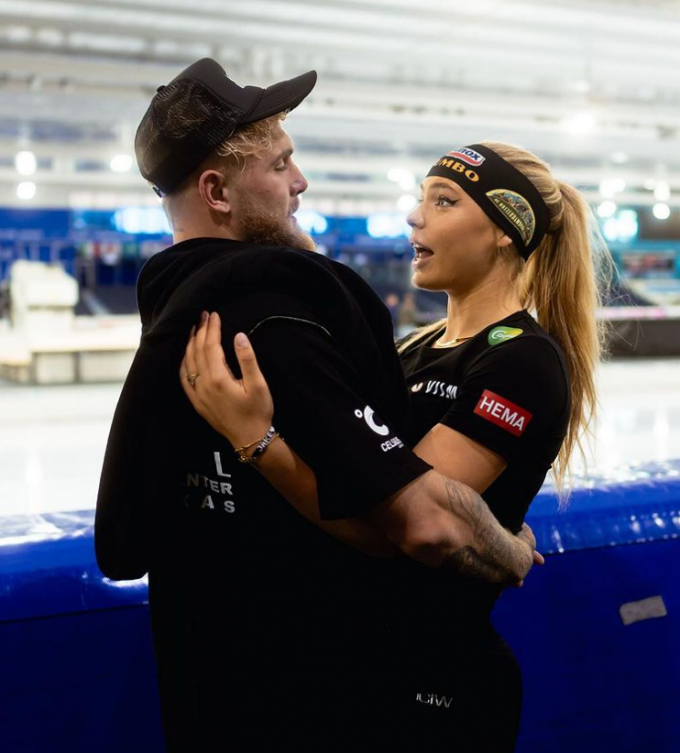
{"left": 380, "top": 621, "right": 523, "bottom": 751}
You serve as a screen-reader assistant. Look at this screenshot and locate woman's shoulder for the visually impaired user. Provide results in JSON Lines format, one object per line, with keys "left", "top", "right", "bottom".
{"left": 468, "top": 311, "right": 571, "bottom": 400}
{"left": 485, "top": 310, "right": 567, "bottom": 368}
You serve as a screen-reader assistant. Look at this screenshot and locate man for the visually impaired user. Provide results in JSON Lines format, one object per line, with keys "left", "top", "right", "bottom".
{"left": 95, "top": 58, "right": 538, "bottom": 750}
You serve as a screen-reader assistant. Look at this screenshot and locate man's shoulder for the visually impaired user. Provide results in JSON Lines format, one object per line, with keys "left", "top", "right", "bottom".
{"left": 225, "top": 244, "right": 374, "bottom": 298}
{"left": 230, "top": 243, "right": 337, "bottom": 274}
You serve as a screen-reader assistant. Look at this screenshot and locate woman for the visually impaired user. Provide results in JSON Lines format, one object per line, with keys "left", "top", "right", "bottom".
{"left": 180, "top": 142, "right": 610, "bottom": 749}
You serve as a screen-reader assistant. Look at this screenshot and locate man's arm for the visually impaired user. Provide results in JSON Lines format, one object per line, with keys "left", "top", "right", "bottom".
{"left": 366, "top": 470, "right": 535, "bottom": 584}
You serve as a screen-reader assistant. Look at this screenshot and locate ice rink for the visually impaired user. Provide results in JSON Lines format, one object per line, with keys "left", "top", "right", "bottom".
{"left": 1, "top": 357, "right": 679, "bottom": 518}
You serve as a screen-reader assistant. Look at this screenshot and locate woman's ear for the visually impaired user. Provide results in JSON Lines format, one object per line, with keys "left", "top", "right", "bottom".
{"left": 496, "top": 231, "right": 513, "bottom": 249}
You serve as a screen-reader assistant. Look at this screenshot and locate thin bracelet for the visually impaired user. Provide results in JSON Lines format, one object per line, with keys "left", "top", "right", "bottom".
{"left": 235, "top": 426, "right": 278, "bottom": 465}
{"left": 249, "top": 432, "right": 283, "bottom": 465}
{"left": 233, "top": 435, "right": 265, "bottom": 454}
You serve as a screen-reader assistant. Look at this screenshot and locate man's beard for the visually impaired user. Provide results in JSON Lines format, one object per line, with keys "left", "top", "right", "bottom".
{"left": 238, "top": 193, "right": 316, "bottom": 252}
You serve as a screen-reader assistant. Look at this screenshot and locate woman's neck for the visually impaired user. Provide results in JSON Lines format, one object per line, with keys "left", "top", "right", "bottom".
{"left": 441, "top": 281, "right": 523, "bottom": 342}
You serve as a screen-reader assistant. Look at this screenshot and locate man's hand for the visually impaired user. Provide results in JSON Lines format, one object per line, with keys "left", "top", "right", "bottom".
{"left": 180, "top": 311, "right": 274, "bottom": 449}
{"left": 513, "top": 523, "right": 544, "bottom": 587}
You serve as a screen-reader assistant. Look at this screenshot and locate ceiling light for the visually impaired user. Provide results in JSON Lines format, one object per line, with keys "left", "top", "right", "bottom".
{"left": 563, "top": 112, "right": 596, "bottom": 135}
{"left": 15, "top": 151, "right": 37, "bottom": 176}
{"left": 110, "top": 154, "right": 133, "bottom": 173}
{"left": 597, "top": 201, "right": 617, "bottom": 218}
{"left": 653, "top": 203, "right": 670, "bottom": 220}
{"left": 17, "top": 182, "right": 37, "bottom": 200}
{"left": 654, "top": 181, "right": 670, "bottom": 202}
{"left": 397, "top": 194, "right": 417, "bottom": 212}
{"left": 599, "top": 178, "right": 626, "bottom": 198}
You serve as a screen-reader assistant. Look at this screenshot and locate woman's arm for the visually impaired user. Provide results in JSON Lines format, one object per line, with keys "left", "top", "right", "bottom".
{"left": 413, "top": 423, "right": 507, "bottom": 495}
{"left": 180, "top": 312, "right": 398, "bottom": 557}
{"left": 181, "top": 313, "right": 540, "bottom": 579}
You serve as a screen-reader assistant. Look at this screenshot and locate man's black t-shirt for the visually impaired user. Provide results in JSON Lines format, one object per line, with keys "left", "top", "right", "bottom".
{"left": 94, "top": 238, "right": 431, "bottom": 748}
{"left": 393, "top": 310, "right": 571, "bottom": 629}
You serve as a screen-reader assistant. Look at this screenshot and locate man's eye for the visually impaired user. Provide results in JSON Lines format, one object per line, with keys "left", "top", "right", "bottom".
{"left": 274, "top": 162, "right": 287, "bottom": 171}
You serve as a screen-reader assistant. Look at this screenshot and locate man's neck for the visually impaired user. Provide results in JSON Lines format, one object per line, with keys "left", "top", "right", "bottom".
{"left": 172, "top": 226, "right": 239, "bottom": 245}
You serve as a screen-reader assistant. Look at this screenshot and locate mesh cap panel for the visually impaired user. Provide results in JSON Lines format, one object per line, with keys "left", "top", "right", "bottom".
{"left": 135, "top": 79, "right": 241, "bottom": 196}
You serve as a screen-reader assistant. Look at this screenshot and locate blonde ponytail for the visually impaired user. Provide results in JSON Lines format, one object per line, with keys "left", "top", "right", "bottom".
{"left": 483, "top": 142, "right": 614, "bottom": 499}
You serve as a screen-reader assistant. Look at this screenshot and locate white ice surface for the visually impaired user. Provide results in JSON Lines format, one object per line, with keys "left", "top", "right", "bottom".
{"left": 1, "top": 358, "right": 679, "bottom": 517}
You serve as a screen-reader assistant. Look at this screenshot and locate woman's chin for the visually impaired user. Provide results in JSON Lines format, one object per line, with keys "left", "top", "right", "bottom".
{"left": 411, "top": 272, "right": 441, "bottom": 292}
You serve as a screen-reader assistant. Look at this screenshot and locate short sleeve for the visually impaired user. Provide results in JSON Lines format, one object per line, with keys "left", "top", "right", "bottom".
{"left": 440, "top": 337, "right": 570, "bottom": 462}
{"left": 216, "top": 298, "right": 431, "bottom": 521}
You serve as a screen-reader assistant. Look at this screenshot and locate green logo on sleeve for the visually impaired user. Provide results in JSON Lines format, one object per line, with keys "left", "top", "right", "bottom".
{"left": 488, "top": 326, "right": 523, "bottom": 346}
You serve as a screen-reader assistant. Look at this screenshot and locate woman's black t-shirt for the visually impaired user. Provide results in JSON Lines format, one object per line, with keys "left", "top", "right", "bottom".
{"left": 392, "top": 309, "right": 571, "bottom": 628}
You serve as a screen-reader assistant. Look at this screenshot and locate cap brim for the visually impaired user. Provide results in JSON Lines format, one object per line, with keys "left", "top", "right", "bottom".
{"left": 246, "top": 70, "right": 317, "bottom": 123}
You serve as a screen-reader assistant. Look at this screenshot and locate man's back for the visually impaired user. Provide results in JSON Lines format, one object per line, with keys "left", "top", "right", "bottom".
{"left": 95, "top": 239, "right": 429, "bottom": 747}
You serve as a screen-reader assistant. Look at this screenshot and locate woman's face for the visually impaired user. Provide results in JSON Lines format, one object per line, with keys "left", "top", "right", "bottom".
{"left": 407, "top": 176, "right": 509, "bottom": 293}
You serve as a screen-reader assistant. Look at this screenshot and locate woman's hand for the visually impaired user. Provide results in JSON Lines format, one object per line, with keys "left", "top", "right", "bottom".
{"left": 180, "top": 311, "right": 274, "bottom": 449}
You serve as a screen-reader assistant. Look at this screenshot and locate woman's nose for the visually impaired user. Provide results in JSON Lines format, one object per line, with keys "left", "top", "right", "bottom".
{"left": 406, "top": 204, "right": 423, "bottom": 228}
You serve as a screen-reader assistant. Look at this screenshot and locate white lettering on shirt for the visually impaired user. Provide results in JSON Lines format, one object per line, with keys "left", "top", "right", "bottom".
{"left": 425, "top": 380, "right": 458, "bottom": 400}
{"left": 415, "top": 692, "right": 454, "bottom": 709}
{"left": 214, "top": 452, "right": 232, "bottom": 478}
{"left": 381, "top": 436, "right": 405, "bottom": 452}
{"left": 185, "top": 462, "right": 235, "bottom": 514}
{"left": 473, "top": 390, "right": 532, "bottom": 437}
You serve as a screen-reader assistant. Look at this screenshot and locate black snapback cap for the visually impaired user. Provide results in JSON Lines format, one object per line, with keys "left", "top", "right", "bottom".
{"left": 135, "top": 58, "right": 317, "bottom": 196}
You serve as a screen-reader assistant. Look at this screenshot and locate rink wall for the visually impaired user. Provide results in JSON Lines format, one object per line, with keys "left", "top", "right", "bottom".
{"left": 1, "top": 462, "right": 679, "bottom": 752}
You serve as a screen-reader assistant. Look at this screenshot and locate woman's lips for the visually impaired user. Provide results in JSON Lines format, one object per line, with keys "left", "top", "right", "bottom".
{"left": 411, "top": 243, "right": 434, "bottom": 269}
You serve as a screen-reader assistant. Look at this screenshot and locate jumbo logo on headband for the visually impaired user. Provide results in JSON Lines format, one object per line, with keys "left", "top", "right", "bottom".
{"left": 426, "top": 143, "right": 551, "bottom": 259}
{"left": 433, "top": 157, "right": 480, "bottom": 183}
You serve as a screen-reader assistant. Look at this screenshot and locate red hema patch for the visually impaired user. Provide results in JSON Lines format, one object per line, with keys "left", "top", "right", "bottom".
{"left": 473, "top": 390, "right": 532, "bottom": 437}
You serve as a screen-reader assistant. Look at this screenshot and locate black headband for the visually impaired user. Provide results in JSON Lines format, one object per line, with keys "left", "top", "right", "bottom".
{"left": 426, "top": 144, "right": 551, "bottom": 259}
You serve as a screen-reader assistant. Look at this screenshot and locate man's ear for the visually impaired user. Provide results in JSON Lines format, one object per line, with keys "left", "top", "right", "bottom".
{"left": 197, "top": 169, "right": 231, "bottom": 214}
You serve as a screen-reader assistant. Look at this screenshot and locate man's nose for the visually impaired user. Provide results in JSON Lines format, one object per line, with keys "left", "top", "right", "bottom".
{"left": 292, "top": 163, "right": 308, "bottom": 195}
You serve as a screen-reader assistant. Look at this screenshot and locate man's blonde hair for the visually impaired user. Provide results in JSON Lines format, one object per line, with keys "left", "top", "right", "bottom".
{"left": 215, "top": 112, "right": 288, "bottom": 172}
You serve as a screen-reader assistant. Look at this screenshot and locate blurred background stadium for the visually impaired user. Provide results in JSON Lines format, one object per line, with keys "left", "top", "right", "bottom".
{"left": 1, "top": 2, "right": 680, "bottom": 752}
{"left": 2, "top": 0, "right": 679, "bottom": 474}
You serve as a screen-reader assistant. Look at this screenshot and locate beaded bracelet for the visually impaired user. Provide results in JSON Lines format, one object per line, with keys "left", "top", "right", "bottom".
{"left": 235, "top": 426, "right": 280, "bottom": 465}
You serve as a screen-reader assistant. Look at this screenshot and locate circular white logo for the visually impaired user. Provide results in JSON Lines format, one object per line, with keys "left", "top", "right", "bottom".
{"left": 355, "top": 405, "right": 390, "bottom": 436}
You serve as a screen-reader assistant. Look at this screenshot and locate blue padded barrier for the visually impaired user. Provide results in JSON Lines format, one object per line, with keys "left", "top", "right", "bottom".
{"left": 495, "top": 461, "right": 680, "bottom": 752}
{"left": 1, "top": 461, "right": 679, "bottom": 752}
{"left": 0, "top": 512, "right": 163, "bottom": 753}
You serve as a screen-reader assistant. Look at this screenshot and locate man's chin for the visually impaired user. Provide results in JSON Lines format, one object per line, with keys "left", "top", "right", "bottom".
{"left": 243, "top": 219, "right": 316, "bottom": 253}
{"left": 291, "top": 227, "right": 317, "bottom": 253}
{"left": 237, "top": 199, "right": 316, "bottom": 252}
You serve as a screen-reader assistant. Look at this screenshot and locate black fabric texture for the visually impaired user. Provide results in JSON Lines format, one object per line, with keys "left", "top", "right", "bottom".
{"left": 400, "top": 309, "right": 570, "bottom": 533}
{"left": 386, "top": 309, "right": 570, "bottom": 745}
{"left": 94, "top": 238, "right": 430, "bottom": 747}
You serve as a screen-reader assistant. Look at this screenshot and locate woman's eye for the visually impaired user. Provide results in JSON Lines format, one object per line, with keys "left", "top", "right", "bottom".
{"left": 274, "top": 161, "right": 288, "bottom": 171}
{"left": 435, "top": 195, "right": 456, "bottom": 207}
